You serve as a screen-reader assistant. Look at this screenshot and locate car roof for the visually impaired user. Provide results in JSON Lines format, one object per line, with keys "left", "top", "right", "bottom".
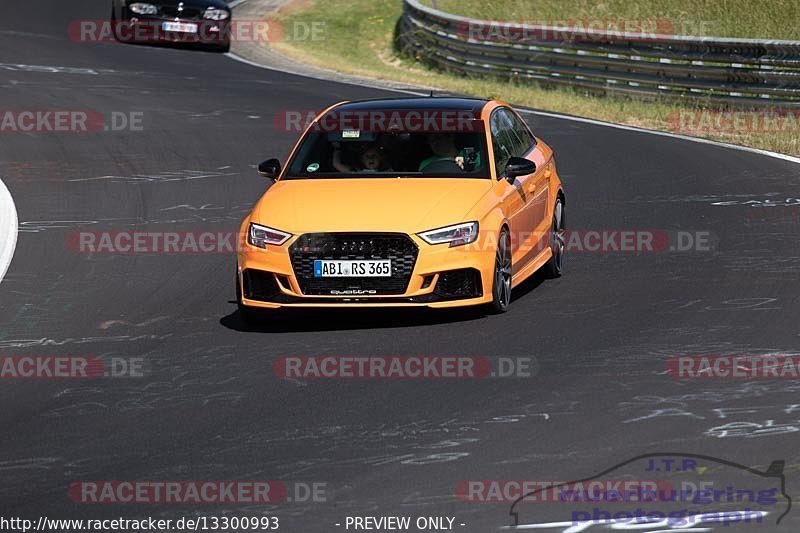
{"left": 330, "top": 97, "right": 492, "bottom": 117}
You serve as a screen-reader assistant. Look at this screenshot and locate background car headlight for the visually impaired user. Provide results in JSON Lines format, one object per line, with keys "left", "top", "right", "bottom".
{"left": 129, "top": 3, "right": 158, "bottom": 15}
{"left": 203, "top": 8, "right": 230, "bottom": 20}
{"left": 248, "top": 223, "right": 292, "bottom": 248}
{"left": 419, "top": 222, "right": 479, "bottom": 247}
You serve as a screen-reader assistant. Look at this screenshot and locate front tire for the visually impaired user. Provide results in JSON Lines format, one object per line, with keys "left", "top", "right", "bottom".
{"left": 489, "top": 229, "right": 512, "bottom": 313}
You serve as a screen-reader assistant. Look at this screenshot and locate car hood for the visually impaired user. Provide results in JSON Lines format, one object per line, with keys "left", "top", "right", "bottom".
{"left": 252, "top": 178, "right": 492, "bottom": 234}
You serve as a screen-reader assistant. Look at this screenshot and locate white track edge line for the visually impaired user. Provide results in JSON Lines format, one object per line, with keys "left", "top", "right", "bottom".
{"left": 519, "top": 108, "right": 800, "bottom": 165}
{"left": 0, "top": 176, "right": 18, "bottom": 285}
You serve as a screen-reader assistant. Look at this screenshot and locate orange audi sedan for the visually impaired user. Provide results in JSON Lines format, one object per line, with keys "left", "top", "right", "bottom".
{"left": 236, "top": 97, "right": 565, "bottom": 318}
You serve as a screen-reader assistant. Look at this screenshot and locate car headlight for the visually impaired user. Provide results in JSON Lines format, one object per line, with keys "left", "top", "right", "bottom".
{"left": 418, "top": 222, "right": 479, "bottom": 247}
{"left": 129, "top": 2, "right": 158, "bottom": 15}
{"left": 204, "top": 8, "right": 230, "bottom": 20}
{"left": 248, "top": 223, "right": 292, "bottom": 248}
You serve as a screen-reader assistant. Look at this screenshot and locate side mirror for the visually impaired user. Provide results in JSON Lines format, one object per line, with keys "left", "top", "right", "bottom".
{"left": 258, "top": 158, "right": 281, "bottom": 180}
{"left": 504, "top": 157, "right": 536, "bottom": 183}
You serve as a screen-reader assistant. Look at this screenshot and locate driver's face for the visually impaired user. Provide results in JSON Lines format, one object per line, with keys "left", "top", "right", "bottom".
{"left": 427, "top": 134, "right": 455, "bottom": 156}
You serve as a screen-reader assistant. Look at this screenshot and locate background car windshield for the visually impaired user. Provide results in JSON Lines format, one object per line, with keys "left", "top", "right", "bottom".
{"left": 286, "top": 130, "right": 490, "bottom": 178}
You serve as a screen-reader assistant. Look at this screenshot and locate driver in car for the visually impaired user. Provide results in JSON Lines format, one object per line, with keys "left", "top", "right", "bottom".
{"left": 418, "top": 133, "right": 479, "bottom": 172}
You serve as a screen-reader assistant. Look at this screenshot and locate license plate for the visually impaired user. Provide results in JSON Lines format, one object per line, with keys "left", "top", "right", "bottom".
{"left": 162, "top": 22, "right": 198, "bottom": 33}
{"left": 314, "top": 260, "right": 391, "bottom": 278}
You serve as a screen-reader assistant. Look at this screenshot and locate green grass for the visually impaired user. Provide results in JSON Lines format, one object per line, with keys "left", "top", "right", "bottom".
{"left": 423, "top": 0, "right": 800, "bottom": 40}
{"left": 270, "top": 0, "right": 800, "bottom": 156}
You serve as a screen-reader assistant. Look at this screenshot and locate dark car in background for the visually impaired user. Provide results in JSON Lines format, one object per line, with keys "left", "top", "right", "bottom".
{"left": 110, "top": 0, "right": 232, "bottom": 52}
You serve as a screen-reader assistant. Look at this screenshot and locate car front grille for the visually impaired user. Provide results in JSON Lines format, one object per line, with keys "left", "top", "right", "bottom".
{"left": 289, "top": 233, "right": 419, "bottom": 296}
{"left": 159, "top": 6, "right": 204, "bottom": 20}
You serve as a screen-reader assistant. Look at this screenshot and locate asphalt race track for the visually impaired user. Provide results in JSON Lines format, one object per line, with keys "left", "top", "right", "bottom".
{"left": 1, "top": 1, "right": 800, "bottom": 532}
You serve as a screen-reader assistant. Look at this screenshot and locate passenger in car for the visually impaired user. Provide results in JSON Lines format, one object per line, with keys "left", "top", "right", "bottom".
{"left": 332, "top": 143, "right": 392, "bottom": 173}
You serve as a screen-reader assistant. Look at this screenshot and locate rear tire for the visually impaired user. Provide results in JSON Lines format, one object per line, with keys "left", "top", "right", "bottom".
{"left": 488, "top": 229, "right": 512, "bottom": 314}
{"left": 542, "top": 198, "right": 565, "bottom": 278}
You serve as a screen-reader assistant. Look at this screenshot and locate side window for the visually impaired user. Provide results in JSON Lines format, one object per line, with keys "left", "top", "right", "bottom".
{"left": 490, "top": 110, "right": 519, "bottom": 177}
{"left": 508, "top": 111, "right": 536, "bottom": 155}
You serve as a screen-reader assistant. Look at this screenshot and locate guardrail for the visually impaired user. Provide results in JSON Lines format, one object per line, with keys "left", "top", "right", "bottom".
{"left": 397, "top": 0, "right": 800, "bottom": 107}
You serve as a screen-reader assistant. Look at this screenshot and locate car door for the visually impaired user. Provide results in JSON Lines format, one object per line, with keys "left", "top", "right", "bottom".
{"left": 507, "top": 108, "right": 550, "bottom": 264}
{"left": 490, "top": 108, "right": 534, "bottom": 268}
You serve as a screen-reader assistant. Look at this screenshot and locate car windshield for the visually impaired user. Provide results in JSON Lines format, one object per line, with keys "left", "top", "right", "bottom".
{"left": 285, "top": 129, "right": 490, "bottom": 179}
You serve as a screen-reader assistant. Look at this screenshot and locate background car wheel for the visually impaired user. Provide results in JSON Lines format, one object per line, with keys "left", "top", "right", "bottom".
{"left": 110, "top": 6, "right": 123, "bottom": 42}
{"left": 542, "top": 197, "right": 565, "bottom": 278}
{"left": 110, "top": 6, "right": 118, "bottom": 40}
{"left": 489, "top": 229, "right": 512, "bottom": 313}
